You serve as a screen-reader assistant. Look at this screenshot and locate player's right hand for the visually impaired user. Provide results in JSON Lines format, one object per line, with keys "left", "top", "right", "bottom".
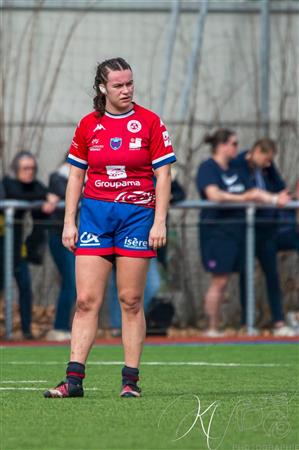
{"left": 62, "top": 223, "right": 78, "bottom": 253}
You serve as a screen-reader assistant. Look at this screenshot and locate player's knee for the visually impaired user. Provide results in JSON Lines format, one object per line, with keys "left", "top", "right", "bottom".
{"left": 119, "top": 290, "right": 142, "bottom": 315}
{"left": 75, "top": 294, "right": 95, "bottom": 314}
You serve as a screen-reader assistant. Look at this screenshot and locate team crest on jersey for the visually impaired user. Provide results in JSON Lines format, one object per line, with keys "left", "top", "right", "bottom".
{"left": 110, "top": 137, "right": 122, "bottom": 150}
{"left": 127, "top": 120, "right": 142, "bottom": 133}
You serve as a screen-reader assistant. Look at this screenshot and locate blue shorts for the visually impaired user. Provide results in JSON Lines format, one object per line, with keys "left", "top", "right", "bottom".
{"left": 199, "top": 224, "right": 245, "bottom": 273}
{"left": 76, "top": 198, "right": 156, "bottom": 258}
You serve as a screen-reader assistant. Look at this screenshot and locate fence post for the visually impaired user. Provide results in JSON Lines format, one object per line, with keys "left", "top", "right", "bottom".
{"left": 246, "top": 205, "right": 256, "bottom": 335}
{"left": 4, "top": 206, "right": 15, "bottom": 339}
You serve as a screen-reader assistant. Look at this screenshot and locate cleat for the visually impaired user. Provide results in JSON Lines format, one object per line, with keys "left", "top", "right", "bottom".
{"left": 43, "top": 381, "right": 84, "bottom": 398}
{"left": 120, "top": 384, "right": 141, "bottom": 398}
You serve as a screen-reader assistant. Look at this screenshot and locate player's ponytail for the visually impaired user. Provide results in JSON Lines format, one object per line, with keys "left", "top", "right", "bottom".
{"left": 93, "top": 57, "right": 132, "bottom": 117}
{"left": 204, "top": 129, "right": 235, "bottom": 154}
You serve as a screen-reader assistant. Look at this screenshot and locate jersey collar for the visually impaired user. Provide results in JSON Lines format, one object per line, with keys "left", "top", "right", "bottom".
{"left": 104, "top": 108, "right": 135, "bottom": 119}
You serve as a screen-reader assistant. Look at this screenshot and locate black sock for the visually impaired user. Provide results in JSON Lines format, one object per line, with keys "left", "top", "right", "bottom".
{"left": 122, "top": 365, "right": 139, "bottom": 387}
{"left": 66, "top": 361, "right": 85, "bottom": 386}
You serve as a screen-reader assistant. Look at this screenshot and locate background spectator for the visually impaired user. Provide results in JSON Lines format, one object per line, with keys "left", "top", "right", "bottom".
{"left": 196, "top": 130, "right": 277, "bottom": 336}
{"left": 233, "top": 138, "right": 294, "bottom": 336}
{"left": 275, "top": 179, "right": 299, "bottom": 253}
{"left": 46, "top": 158, "right": 76, "bottom": 341}
{"left": 1, "top": 151, "right": 55, "bottom": 339}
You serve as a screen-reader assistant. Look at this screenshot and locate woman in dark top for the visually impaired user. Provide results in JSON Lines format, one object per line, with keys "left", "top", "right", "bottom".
{"left": 1, "top": 151, "right": 55, "bottom": 339}
{"left": 196, "top": 130, "right": 279, "bottom": 336}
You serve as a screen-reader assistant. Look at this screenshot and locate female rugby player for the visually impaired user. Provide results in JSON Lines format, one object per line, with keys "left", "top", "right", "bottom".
{"left": 44, "top": 57, "right": 176, "bottom": 398}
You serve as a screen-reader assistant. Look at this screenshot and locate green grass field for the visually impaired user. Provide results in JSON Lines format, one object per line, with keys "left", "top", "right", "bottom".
{"left": 1, "top": 343, "right": 298, "bottom": 450}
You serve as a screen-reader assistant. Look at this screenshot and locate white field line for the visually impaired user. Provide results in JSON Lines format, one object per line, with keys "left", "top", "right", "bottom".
{"left": 0, "top": 387, "right": 100, "bottom": 391}
{"left": 2, "top": 361, "right": 291, "bottom": 367}
{"left": 1, "top": 380, "right": 48, "bottom": 383}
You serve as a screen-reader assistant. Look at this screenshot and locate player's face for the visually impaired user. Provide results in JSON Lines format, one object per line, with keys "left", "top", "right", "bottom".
{"left": 225, "top": 134, "right": 239, "bottom": 159}
{"left": 104, "top": 69, "right": 134, "bottom": 114}
{"left": 252, "top": 147, "right": 274, "bottom": 168}
{"left": 17, "top": 157, "right": 36, "bottom": 183}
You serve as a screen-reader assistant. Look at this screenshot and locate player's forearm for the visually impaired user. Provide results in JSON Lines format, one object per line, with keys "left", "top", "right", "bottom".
{"left": 64, "top": 167, "right": 85, "bottom": 225}
{"left": 154, "top": 166, "right": 172, "bottom": 224}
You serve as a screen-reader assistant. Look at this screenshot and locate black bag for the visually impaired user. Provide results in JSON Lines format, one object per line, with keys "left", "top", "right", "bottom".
{"left": 146, "top": 297, "right": 175, "bottom": 336}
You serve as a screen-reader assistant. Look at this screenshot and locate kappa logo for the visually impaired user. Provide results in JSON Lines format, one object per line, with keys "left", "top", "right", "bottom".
{"left": 110, "top": 137, "right": 122, "bottom": 150}
{"left": 127, "top": 120, "right": 142, "bottom": 133}
{"left": 93, "top": 124, "right": 106, "bottom": 132}
{"left": 129, "top": 137, "right": 142, "bottom": 150}
{"left": 221, "top": 174, "right": 238, "bottom": 186}
{"left": 80, "top": 232, "right": 101, "bottom": 246}
{"left": 106, "top": 165, "right": 127, "bottom": 180}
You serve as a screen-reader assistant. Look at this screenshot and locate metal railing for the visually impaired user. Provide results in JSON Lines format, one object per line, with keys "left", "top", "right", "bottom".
{"left": 1, "top": 199, "right": 298, "bottom": 339}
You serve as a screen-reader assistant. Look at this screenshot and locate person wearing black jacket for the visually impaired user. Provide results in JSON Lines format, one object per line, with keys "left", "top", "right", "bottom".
{"left": 232, "top": 139, "right": 294, "bottom": 336}
{"left": 1, "top": 151, "right": 55, "bottom": 339}
{"left": 46, "top": 160, "right": 76, "bottom": 341}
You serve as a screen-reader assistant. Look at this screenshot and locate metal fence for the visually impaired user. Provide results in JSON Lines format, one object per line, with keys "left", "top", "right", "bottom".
{"left": 1, "top": 199, "right": 299, "bottom": 339}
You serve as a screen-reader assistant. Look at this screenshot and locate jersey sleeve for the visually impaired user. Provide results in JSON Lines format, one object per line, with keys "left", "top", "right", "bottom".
{"left": 150, "top": 117, "right": 176, "bottom": 170}
{"left": 67, "top": 120, "right": 88, "bottom": 170}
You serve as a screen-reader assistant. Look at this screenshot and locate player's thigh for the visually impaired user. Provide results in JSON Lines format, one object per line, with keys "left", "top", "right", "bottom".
{"left": 116, "top": 257, "right": 150, "bottom": 296}
{"left": 76, "top": 255, "right": 113, "bottom": 302}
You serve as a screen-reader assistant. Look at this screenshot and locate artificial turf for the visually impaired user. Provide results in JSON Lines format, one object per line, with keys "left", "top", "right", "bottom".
{"left": 1, "top": 343, "right": 298, "bottom": 450}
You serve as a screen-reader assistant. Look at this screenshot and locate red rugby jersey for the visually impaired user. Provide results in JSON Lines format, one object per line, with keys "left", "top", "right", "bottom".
{"left": 67, "top": 103, "right": 176, "bottom": 208}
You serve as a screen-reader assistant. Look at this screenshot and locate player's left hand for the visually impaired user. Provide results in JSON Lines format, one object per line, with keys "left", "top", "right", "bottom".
{"left": 149, "top": 222, "right": 167, "bottom": 250}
